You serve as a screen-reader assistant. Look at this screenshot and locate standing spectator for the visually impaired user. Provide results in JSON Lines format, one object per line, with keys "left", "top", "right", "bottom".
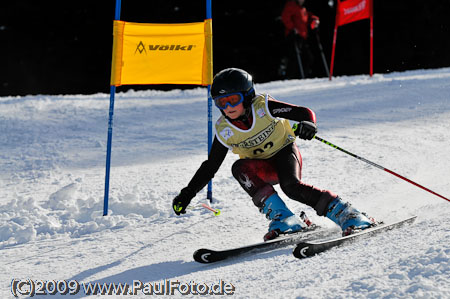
{"left": 280, "top": 0, "right": 320, "bottom": 79}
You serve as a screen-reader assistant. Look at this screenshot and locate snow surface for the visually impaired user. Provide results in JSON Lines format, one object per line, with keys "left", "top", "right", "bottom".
{"left": 1, "top": 68, "right": 449, "bottom": 298}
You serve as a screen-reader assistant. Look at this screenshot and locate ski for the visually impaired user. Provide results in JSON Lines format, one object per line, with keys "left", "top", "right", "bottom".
{"left": 292, "top": 215, "right": 417, "bottom": 259}
{"left": 193, "top": 227, "right": 340, "bottom": 264}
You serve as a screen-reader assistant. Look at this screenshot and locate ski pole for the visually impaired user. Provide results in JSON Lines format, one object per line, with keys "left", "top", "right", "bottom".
{"left": 293, "top": 38, "right": 305, "bottom": 79}
{"left": 314, "top": 30, "right": 330, "bottom": 77}
{"left": 201, "top": 203, "right": 221, "bottom": 216}
{"left": 313, "top": 135, "right": 450, "bottom": 203}
{"left": 187, "top": 203, "right": 221, "bottom": 216}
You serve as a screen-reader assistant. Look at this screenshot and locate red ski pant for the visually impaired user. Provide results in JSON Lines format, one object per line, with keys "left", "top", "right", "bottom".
{"left": 231, "top": 143, "right": 336, "bottom": 215}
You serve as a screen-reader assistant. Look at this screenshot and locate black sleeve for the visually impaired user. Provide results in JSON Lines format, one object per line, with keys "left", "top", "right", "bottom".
{"left": 267, "top": 96, "right": 316, "bottom": 123}
{"left": 185, "top": 137, "right": 228, "bottom": 194}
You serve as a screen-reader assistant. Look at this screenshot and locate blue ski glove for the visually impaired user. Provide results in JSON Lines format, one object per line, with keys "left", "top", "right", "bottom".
{"left": 294, "top": 121, "right": 317, "bottom": 140}
{"left": 172, "top": 187, "right": 195, "bottom": 215}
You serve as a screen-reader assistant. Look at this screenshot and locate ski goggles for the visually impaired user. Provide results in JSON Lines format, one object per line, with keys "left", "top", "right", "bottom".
{"left": 213, "top": 93, "right": 245, "bottom": 110}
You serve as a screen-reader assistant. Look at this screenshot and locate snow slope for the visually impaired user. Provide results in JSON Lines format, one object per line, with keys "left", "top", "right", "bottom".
{"left": 1, "top": 68, "right": 449, "bottom": 298}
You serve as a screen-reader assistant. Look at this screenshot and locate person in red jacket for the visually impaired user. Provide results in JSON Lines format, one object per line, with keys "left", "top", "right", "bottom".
{"left": 282, "top": 0, "right": 320, "bottom": 40}
{"left": 280, "top": 0, "right": 320, "bottom": 79}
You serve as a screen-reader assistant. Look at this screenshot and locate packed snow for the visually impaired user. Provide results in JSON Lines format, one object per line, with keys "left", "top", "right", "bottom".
{"left": 1, "top": 68, "right": 449, "bottom": 298}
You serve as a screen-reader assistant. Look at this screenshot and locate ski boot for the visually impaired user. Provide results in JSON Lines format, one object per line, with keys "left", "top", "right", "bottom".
{"left": 326, "top": 196, "right": 376, "bottom": 236}
{"left": 261, "top": 193, "right": 305, "bottom": 241}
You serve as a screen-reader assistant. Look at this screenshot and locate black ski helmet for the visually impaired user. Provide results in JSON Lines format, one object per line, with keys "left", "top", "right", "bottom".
{"left": 211, "top": 68, "right": 256, "bottom": 109}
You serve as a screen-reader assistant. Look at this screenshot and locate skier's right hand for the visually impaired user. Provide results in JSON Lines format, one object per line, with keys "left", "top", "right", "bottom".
{"left": 172, "top": 187, "right": 195, "bottom": 215}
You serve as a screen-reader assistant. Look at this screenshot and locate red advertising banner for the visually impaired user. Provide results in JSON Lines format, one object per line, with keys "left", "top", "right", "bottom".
{"left": 336, "top": 0, "right": 372, "bottom": 26}
{"left": 329, "top": 0, "right": 374, "bottom": 80}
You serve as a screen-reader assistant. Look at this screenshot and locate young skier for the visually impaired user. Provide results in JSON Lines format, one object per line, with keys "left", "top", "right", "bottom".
{"left": 172, "top": 68, "right": 375, "bottom": 240}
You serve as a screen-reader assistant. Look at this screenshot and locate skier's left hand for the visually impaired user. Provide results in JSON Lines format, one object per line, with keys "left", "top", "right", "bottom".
{"left": 294, "top": 121, "right": 317, "bottom": 140}
{"left": 172, "top": 187, "right": 195, "bottom": 215}
{"left": 310, "top": 19, "right": 320, "bottom": 30}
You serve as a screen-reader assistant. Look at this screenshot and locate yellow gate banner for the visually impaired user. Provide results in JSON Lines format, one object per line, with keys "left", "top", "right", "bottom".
{"left": 111, "top": 19, "right": 213, "bottom": 86}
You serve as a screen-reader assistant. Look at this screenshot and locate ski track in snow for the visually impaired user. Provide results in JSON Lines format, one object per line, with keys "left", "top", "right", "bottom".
{"left": 1, "top": 68, "right": 449, "bottom": 298}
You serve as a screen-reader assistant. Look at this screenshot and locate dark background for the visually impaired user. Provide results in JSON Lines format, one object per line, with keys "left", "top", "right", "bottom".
{"left": 1, "top": 0, "right": 450, "bottom": 96}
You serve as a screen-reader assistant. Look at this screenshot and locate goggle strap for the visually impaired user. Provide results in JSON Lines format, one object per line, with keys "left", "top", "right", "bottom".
{"left": 244, "top": 87, "right": 254, "bottom": 97}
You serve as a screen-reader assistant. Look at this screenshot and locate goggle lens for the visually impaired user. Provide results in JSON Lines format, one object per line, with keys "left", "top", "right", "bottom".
{"left": 214, "top": 93, "right": 244, "bottom": 110}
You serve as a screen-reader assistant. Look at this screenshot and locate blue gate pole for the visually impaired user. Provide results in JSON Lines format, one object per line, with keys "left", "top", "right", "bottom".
{"left": 104, "top": 0, "right": 122, "bottom": 216}
{"left": 207, "top": 85, "right": 213, "bottom": 201}
{"left": 206, "top": 0, "right": 213, "bottom": 201}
